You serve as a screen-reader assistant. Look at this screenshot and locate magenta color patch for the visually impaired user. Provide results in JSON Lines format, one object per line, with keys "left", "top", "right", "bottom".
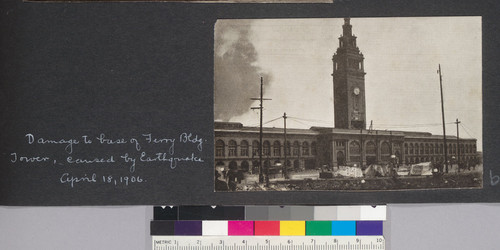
{"left": 228, "top": 221, "right": 254, "bottom": 235}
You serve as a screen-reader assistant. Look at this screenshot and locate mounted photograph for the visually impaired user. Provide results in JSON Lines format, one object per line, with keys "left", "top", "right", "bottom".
{"left": 213, "top": 17, "right": 482, "bottom": 192}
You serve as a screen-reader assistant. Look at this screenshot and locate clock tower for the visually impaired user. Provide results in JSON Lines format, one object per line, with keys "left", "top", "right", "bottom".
{"left": 332, "top": 18, "right": 366, "bottom": 130}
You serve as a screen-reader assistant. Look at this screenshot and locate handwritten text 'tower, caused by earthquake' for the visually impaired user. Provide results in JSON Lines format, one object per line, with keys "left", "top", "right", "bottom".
{"left": 9, "top": 132, "right": 206, "bottom": 188}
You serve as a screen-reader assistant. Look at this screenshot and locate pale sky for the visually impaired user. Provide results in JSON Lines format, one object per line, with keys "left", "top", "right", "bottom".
{"left": 214, "top": 17, "right": 482, "bottom": 150}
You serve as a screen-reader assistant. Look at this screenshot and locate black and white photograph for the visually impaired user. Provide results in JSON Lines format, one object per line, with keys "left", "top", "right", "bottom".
{"left": 214, "top": 17, "right": 482, "bottom": 192}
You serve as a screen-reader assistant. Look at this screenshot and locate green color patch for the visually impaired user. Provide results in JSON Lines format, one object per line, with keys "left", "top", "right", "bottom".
{"left": 306, "top": 221, "right": 332, "bottom": 235}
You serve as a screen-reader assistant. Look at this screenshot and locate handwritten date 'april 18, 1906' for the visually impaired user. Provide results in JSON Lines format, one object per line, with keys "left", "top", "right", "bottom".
{"left": 8, "top": 132, "right": 206, "bottom": 187}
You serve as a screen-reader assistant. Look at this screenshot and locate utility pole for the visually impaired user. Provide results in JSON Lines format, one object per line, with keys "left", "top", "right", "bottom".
{"left": 438, "top": 64, "right": 449, "bottom": 173}
{"left": 455, "top": 118, "right": 461, "bottom": 173}
{"left": 360, "top": 128, "right": 363, "bottom": 169}
{"left": 389, "top": 130, "right": 395, "bottom": 176}
{"left": 368, "top": 120, "right": 374, "bottom": 165}
{"left": 251, "top": 77, "right": 271, "bottom": 185}
{"left": 375, "top": 130, "right": 379, "bottom": 164}
{"left": 389, "top": 131, "right": 393, "bottom": 155}
{"left": 283, "top": 112, "right": 288, "bottom": 179}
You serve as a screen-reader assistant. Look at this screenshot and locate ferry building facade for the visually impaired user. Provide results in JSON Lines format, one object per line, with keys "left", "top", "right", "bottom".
{"left": 214, "top": 18, "right": 478, "bottom": 172}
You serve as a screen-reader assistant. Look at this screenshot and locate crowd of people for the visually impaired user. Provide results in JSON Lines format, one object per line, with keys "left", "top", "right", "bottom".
{"left": 215, "top": 168, "right": 245, "bottom": 191}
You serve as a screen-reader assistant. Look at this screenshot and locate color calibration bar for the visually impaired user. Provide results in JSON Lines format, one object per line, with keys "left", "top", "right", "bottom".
{"left": 151, "top": 220, "right": 383, "bottom": 236}
{"left": 154, "top": 205, "right": 386, "bottom": 221}
{"left": 152, "top": 236, "right": 385, "bottom": 250}
{"left": 151, "top": 206, "right": 385, "bottom": 250}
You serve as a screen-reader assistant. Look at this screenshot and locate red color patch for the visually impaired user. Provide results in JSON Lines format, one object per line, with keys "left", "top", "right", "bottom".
{"left": 254, "top": 221, "right": 280, "bottom": 235}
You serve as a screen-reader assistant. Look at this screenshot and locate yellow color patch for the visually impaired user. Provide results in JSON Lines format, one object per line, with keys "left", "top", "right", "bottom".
{"left": 280, "top": 221, "right": 305, "bottom": 236}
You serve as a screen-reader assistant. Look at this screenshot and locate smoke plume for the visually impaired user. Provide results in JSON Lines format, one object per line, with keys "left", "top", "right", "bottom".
{"left": 214, "top": 20, "right": 272, "bottom": 121}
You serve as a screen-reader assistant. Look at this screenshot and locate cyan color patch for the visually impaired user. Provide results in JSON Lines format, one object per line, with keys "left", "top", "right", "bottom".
{"left": 331, "top": 221, "right": 356, "bottom": 235}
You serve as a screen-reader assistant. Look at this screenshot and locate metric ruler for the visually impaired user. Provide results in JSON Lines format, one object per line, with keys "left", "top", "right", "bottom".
{"left": 152, "top": 236, "right": 385, "bottom": 250}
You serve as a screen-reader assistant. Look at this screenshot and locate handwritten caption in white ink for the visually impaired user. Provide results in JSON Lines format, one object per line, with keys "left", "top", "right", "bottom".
{"left": 9, "top": 132, "right": 206, "bottom": 188}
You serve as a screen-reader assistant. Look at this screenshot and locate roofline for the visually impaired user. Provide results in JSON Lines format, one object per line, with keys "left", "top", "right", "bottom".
{"left": 214, "top": 122, "right": 477, "bottom": 140}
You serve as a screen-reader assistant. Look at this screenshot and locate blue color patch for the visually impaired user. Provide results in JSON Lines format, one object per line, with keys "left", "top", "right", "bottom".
{"left": 356, "top": 221, "right": 383, "bottom": 235}
{"left": 174, "top": 221, "right": 202, "bottom": 235}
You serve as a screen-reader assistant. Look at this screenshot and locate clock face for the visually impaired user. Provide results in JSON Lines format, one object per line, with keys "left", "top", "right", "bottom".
{"left": 353, "top": 87, "right": 360, "bottom": 95}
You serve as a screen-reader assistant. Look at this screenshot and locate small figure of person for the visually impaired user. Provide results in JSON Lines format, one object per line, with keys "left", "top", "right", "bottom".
{"left": 435, "top": 161, "right": 443, "bottom": 173}
{"left": 227, "top": 169, "right": 238, "bottom": 191}
{"left": 214, "top": 171, "right": 228, "bottom": 191}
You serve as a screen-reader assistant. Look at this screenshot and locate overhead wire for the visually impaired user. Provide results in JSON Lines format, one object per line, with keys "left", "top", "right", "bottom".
{"left": 459, "top": 123, "right": 476, "bottom": 138}
{"left": 287, "top": 116, "right": 332, "bottom": 125}
{"left": 246, "top": 115, "right": 474, "bottom": 134}
{"left": 287, "top": 117, "right": 314, "bottom": 127}
{"left": 248, "top": 115, "right": 285, "bottom": 127}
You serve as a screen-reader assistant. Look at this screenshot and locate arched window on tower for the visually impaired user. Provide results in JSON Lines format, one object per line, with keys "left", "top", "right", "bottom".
{"left": 381, "top": 142, "right": 391, "bottom": 162}
{"left": 228, "top": 140, "right": 237, "bottom": 157}
{"left": 366, "top": 141, "right": 376, "bottom": 156}
{"left": 263, "top": 141, "right": 271, "bottom": 156}
{"left": 293, "top": 141, "right": 300, "bottom": 156}
{"left": 215, "top": 140, "right": 225, "bottom": 157}
{"left": 240, "top": 140, "right": 249, "bottom": 157}
{"left": 252, "top": 140, "right": 259, "bottom": 157}
{"left": 349, "top": 141, "right": 361, "bottom": 162}
{"left": 302, "top": 141, "right": 309, "bottom": 156}
{"left": 273, "top": 141, "right": 281, "bottom": 157}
